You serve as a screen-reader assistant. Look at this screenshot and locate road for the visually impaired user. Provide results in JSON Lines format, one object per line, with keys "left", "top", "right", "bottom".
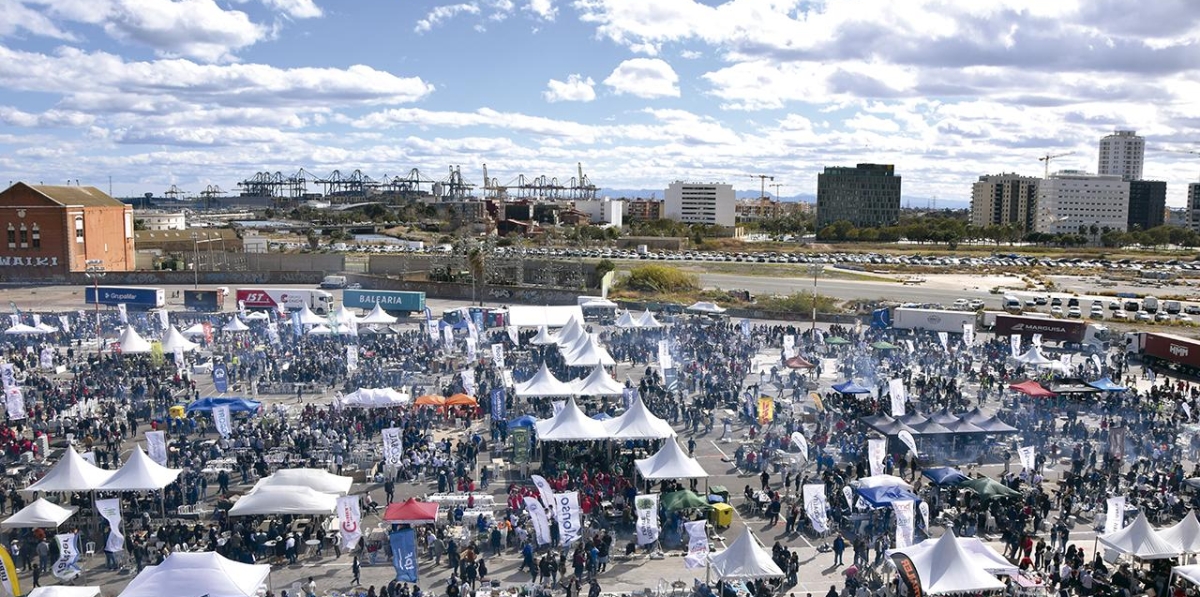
{"left": 698, "top": 273, "right": 1002, "bottom": 307}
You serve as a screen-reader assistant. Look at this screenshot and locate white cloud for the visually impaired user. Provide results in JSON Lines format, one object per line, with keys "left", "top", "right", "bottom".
{"left": 679, "top": 49, "right": 702, "bottom": 59}
{"left": 543, "top": 74, "right": 596, "bottom": 102}
{"left": 414, "top": 3, "right": 480, "bottom": 33}
{"left": 262, "top": 0, "right": 322, "bottom": 19}
{"left": 102, "top": 0, "right": 266, "bottom": 63}
{"left": 0, "top": 0, "right": 78, "bottom": 41}
{"left": 0, "top": 106, "right": 94, "bottom": 128}
{"left": 603, "top": 58, "right": 680, "bottom": 99}
{"left": 527, "top": 0, "right": 556, "bottom": 20}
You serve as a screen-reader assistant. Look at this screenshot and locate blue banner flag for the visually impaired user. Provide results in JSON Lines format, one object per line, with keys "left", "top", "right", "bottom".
{"left": 472, "top": 310, "right": 485, "bottom": 332}
{"left": 622, "top": 387, "right": 636, "bottom": 410}
{"left": 390, "top": 528, "right": 418, "bottom": 583}
{"left": 291, "top": 311, "right": 302, "bottom": 336}
{"left": 490, "top": 387, "right": 506, "bottom": 421}
{"left": 212, "top": 363, "right": 228, "bottom": 394}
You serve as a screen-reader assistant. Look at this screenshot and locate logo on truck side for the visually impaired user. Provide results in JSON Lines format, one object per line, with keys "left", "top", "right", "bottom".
{"left": 1171, "top": 344, "right": 1190, "bottom": 357}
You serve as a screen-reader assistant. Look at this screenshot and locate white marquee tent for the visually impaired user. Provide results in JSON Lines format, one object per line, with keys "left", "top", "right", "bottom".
{"left": 100, "top": 445, "right": 183, "bottom": 491}
{"left": 614, "top": 311, "right": 640, "bottom": 329}
{"left": 114, "top": 326, "right": 152, "bottom": 354}
{"left": 181, "top": 323, "right": 207, "bottom": 337}
{"left": 336, "top": 387, "right": 410, "bottom": 409}
{"left": 572, "top": 365, "right": 626, "bottom": 397}
{"left": 534, "top": 397, "right": 609, "bottom": 442}
{"left": 897, "top": 531, "right": 1006, "bottom": 594}
{"left": 228, "top": 485, "right": 337, "bottom": 516}
{"left": 855, "top": 474, "right": 914, "bottom": 490}
{"left": 708, "top": 529, "right": 785, "bottom": 580}
{"left": 4, "top": 323, "right": 46, "bottom": 335}
{"left": 253, "top": 468, "right": 354, "bottom": 496}
{"left": 2, "top": 498, "right": 78, "bottom": 529}
{"left": 563, "top": 336, "right": 616, "bottom": 367}
{"left": 1014, "top": 348, "right": 1054, "bottom": 366}
{"left": 221, "top": 317, "right": 250, "bottom": 333}
{"left": 1173, "top": 565, "right": 1200, "bottom": 589}
{"left": 508, "top": 305, "right": 585, "bottom": 328}
{"left": 160, "top": 326, "right": 199, "bottom": 353}
{"left": 330, "top": 305, "right": 358, "bottom": 325}
{"left": 528, "top": 326, "right": 556, "bottom": 346}
{"left": 306, "top": 324, "right": 333, "bottom": 335}
{"left": 1099, "top": 512, "right": 1181, "bottom": 560}
{"left": 27, "top": 587, "right": 101, "bottom": 597}
{"left": 634, "top": 439, "right": 708, "bottom": 480}
{"left": 295, "top": 305, "right": 326, "bottom": 326}
{"left": 358, "top": 304, "right": 398, "bottom": 325}
{"left": 636, "top": 311, "right": 664, "bottom": 329}
{"left": 604, "top": 395, "right": 676, "bottom": 440}
{"left": 23, "top": 446, "right": 114, "bottom": 493}
{"left": 515, "top": 363, "right": 576, "bottom": 397}
{"left": 886, "top": 536, "right": 1017, "bottom": 576}
{"left": 555, "top": 317, "right": 586, "bottom": 346}
{"left": 1160, "top": 510, "right": 1200, "bottom": 554}
{"left": 686, "top": 301, "right": 727, "bottom": 314}
{"left": 118, "top": 551, "right": 269, "bottom": 597}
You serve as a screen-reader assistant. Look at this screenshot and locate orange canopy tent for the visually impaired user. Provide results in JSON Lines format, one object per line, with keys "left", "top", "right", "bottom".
{"left": 414, "top": 394, "right": 446, "bottom": 406}
{"left": 382, "top": 498, "right": 439, "bottom": 524}
{"left": 784, "top": 356, "right": 814, "bottom": 369}
{"left": 446, "top": 393, "right": 478, "bottom": 406}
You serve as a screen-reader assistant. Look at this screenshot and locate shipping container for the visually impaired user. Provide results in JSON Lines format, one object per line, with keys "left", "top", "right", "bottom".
{"left": 891, "top": 308, "right": 976, "bottom": 334}
{"left": 1142, "top": 332, "right": 1200, "bottom": 371}
{"left": 183, "top": 289, "right": 225, "bottom": 312}
{"left": 84, "top": 286, "right": 165, "bottom": 310}
{"left": 343, "top": 289, "right": 425, "bottom": 316}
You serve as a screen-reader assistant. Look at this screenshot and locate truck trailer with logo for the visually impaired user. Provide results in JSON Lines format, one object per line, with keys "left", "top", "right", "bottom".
{"left": 235, "top": 288, "right": 333, "bottom": 314}
{"left": 993, "top": 314, "right": 1109, "bottom": 355}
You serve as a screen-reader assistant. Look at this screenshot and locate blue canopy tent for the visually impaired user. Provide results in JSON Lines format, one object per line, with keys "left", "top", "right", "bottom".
{"left": 922, "top": 467, "right": 969, "bottom": 486}
{"left": 591, "top": 413, "right": 613, "bottom": 421}
{"left": 508, "top": 415, "right": 538, "bottom": 428}
{"left": 832, "top": 381, "right": 872, "bottom": 395}
{"left": 857, "top": 485, "right": 922, "bottom": 508}
{"left": 438, "top": 318, "right": 470, "bottom": 331}
{"left": 1088, "top": 377, "right": 1127, "bottom": 392}
{"left": 185, "top": 397, "right": 262, "bottom": 413}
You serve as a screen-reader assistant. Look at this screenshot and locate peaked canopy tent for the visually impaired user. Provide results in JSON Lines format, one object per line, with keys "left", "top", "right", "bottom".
{"left": 833, "top": 381, "right": 872, "bottom": 395}
{"left": 604, "top": 395, "right": 676, "bottom": 440}
{"left": 306, "top": 324, "right": 333, "bottom": 335}
{"left": 563, "top": 336, "right": 617, "bottom": 367}
{"left": 23, "top": 446, "right": 114, "bottom": 493}
{"left": 1175, "top": 566, "right": 1200, "bottom": 590}
{"left": 908, "top": 419, "right": 954, "bottom": 436}
{"left": 960, "top": 477, "right": 1021, "bottom": 501}
{"left": 160, "top": 326, "right": 199, "bottom": 353}
{"left": 1014, "top": 347, "right": 1055, "bottom": 365}
{"left": 1099, "top": 512, "right": 1181, "bottom": 560}
{"left": 887, "top": 535, "right": 1017, "bottom": 576}
{"left": 572, "top": 365, "right": 626, "bottom": 397}
{"left": 358, "top": 304, "right": 398, "bottom": 325}
{"left": 1049, "top": 380, "right": 1102, "bottom": 395}
{"left": 534, "top": 397, "right": 610, "bottom": 442}
{"left": 294, "top": 305, "right": 326, "bottom": 326}
{"left": 824, "top": 336, "right": 851, "bottom": 346}
{"left": 554, "top": 317, "right": 586, "bottom": 346}
{"left": 2, "top": 498, "right": 78, "bottom": 529}
{"left": 114, "top": 326, "right": 152, "bottom": 354}
{"left": 27, "top": 588, "right": 103, "bottom": 597}
{"left": 929, "top": 407, "right": 961, "bottom": 426}
{"left": 529, "top": 326, "right": 557, "bottom": 346}
{"left": 1089, "top": 377, "right": 1128, "bottom": 392}
{"left": 614, "top": 311, "right": 640, "bottom": 329}
{"left": 185, "top": 397, "right": 261, "bottom": 413}
{"left": 942, "top": 418, "right": 987, "bottom": 435}
{"left": 508, "top": 305, "right": 586, "bottom": 328}
{"left": 860, "top": 415, "right": 912, "bottom": 436}
{"left": 636, "top": 310, "right": 664, "bottom": 329}
{"left": 330, "top": 305, "right": 358, "bottom": 325}
{"left": 1160, "top": 510, "right": 1200, "bottom": 554}
{"left": 1008, "top": 380, "right": 1056, "bottom": 398}
{"left": 708, "top": 529, "right": 785, "bottom": 580}
{"left": 446, "top": 393, "right": 477, "bottom": 406}
{"left": 243, "top": 311, "right": 269, "bottom": 321}
{"left": 515, "top": 363, "right": 576, "bottom": 397}
{"left": 896, "top": 413, "right": 929, "bottom": 427}
{"left": 228, "top": 486, "right": 337, "bottom": 516}
{"left": 336, "top": 388, "right": 410, "bottom": 409}
{"left": 972, "top": 416, "right": 1020, "bottom": 434}
{"left": 784, "top": 356, "right": 815, "bottom": 369}
{"left": 35, "top": 323, "right": 58, "bottom": 333}
{"left": 686, "top": 301, "right": 727, "bottom": 314}
{"left": 959, "top": 407, "right": 990, "bottom": 425}
{"left": 254, "top": 468, "right": 353, "bottom": 496}
{"left": 856, "top": 485, "right": 922, "bottom": 509}
{"left": 855, "top": 474, "right": 913, "bottom": 490}
{"left": 635, "top": 440, "right": 709, "bottom": 480}
{"left": 221, "top": 317, "right": 250, "bottom": 332}
{"left": 922, "top": 467, "right": 969, "bottom": 486}
{"left": 117, "top": 551, "right": 270, "bottom": 597}
{"left": 181, "top": 323, "right": 207, "bottom": 337}
{"left": 382, "top": 498, "right": 439, "bottom": 524}
{"left": 4, "top": 323, "right": 46, "bottom": 335}
{"left": 99, "top": 446, "right": 183, "bottom": 491}
{"left": 893, "top": 531, "right": 1007, "bottom": 594}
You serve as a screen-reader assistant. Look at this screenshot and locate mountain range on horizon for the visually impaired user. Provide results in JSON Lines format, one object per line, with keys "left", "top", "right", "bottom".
{"left": 601, "top": 189, "right": 971, "bottom": 210}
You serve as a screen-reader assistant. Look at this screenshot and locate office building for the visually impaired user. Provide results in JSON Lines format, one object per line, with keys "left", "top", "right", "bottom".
{"left": 816, "top": 164, "right": 902, "bottom": 228}
{"left": 1098, "top": 130, "right": 1145, "bottom": 181}
{"left": 1126, "top": 180, "right": 1166, "bottom": 231}
{"left": 1033, "top": 171, "right": 1130, "bottom": 235}
{"left": 970, "top": 173, "right": 1040, "bottom": 231}
{"left": 664, "top": 181, "right": 735, "bottom": 227}
{"left": 1189, "top": 184, "right": 1200, "bottom": 234}
{"left": 0, "top": 182, "right": 135, "bottom": 275}
{"left": 625, "top": 199, "right": 663, "bottom": 221}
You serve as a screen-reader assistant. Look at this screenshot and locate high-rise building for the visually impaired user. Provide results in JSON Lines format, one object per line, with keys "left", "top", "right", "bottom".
{"left": 970, "top": 173, "right": 1039, "bottom": 231}
{"left": 1034, "top": 171, "right": 1130, "bottom": 235}
{"left": 663, "top": 181, "right": 735, "bottom": 227}
{"left": 816, "top": 164, "right": 902, "bottom": 228}
{"left": 1189, "top": 183, "right": 1200, "bottom": 234}
{"left": 1097, "top": 129, "right": 1145, "bottom": 181}
{"left": 1126, "top": 180, "right": 1166, "bottom": 231}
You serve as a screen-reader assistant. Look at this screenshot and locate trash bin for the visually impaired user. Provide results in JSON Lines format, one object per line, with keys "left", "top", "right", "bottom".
{"left": 169, "top": 405, "right": 186, "bottom": 419}
{"left": 708, "top": 486, "right": 730, "bottom": 505}
{"left": 710, "top": 503, "right": 733, "bottom": 528}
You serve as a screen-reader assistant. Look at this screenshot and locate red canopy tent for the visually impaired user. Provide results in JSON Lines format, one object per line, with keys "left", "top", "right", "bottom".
{"left": 1008, "top": 380, "right": 1056, "bottom": 398}
{"left": 382, "top": 498, "right": 439, "bottom": 524}
{"left": 784, "top": 356, "right": 815, "bottom": 369}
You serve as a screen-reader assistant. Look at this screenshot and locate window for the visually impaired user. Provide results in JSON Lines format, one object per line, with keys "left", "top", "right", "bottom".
{"left": 18, "top": 224, "right": 27, "bottom": 249}
{"left": 31, "top": 224, "right": 39, "bottom": 249}
{"left": 75, "top": 216, "right": 84, "bottom": 242}
{"left": 5, "top": 225, "right": 13, "bottom": 249}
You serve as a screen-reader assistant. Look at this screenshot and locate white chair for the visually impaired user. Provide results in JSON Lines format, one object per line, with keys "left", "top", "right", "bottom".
{"left": 85, "top": 542, "right": 96, "bottom": 558}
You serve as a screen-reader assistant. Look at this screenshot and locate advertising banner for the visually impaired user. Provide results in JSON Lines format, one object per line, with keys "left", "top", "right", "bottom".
{"left": 96, "top": 498, "right": 125, "bottom": 552}
{"left": 390, "top": 528, "right": 418, "bottom": 583}
{"left": 337, "top": 495, "right": 363, "bottom": 551}
{"left": 868, "top": 438, "right": 887, "bottom": 476}
{"left": 382, "top": 428, "right": 404, "bottom": 466}
{"left": 523, "top": 497, "right": 552, "bottom": 545}
{"left": 146, "top": 431, "right": 167, "bottom": 465}
{"left": 555, "top": 492, "right": 582, "bottom": 547}
{"left": 803, "top": 484, "right": 829, "bottom": 534}
{"left": 635, "top": 494, "right": 660, "bottom": 545}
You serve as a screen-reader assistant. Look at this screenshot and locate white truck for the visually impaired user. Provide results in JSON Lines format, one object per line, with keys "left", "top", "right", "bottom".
{"left": 1143, "top": 296, "right": 1159, "bottom": 314}
{"left": 236, "top": 288, "right": 334, "bottom": 314}
{"left": 891, "top": 307, "right": 978, "bottom": 334}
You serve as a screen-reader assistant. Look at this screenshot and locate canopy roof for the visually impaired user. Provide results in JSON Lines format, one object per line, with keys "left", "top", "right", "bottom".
{"left": 942, "top": 418, "right": 987, "bottom": 434}
{"left": 572, "top": 365, "right": 626, "bottom": 397}
{"left": 509, "top": 305, "right": 585, "bottom": 328}
{"left": 382, "top": 498, "right": 439, "bottom": 524}
{"left": 784, "top": 356, "right": 815, "bottom": 369}
{"left": 337, "top": 387, "right": 410, "bottom": 409}
{"left": 115, "top": 326, "right": 152, "bottom": 354}
{"left": 228, "top": 485, "right": 337, "bottom": 516}
{"left": 359, "top": 304, "right": 398, "bottom": 325}
{"left": 529, "top": 325, "right": 557, "bottom": 346}
{"left": 824, "top": 336, "right": 850, "bottom": 345}
{"left": 221, "top": 317, "right": 249, "bottom": 332}
{"left": 635, "top": 439, "right": 708, "bottom": 480}
{"left": 1008, "top": 380, "right": 1056, "bottom": 398}
{"left": 562, "top": 335, "right": 617, "bottom": 367}
{"left": 908, "top": 419, "right": 954, "bottom": 435}
{"left": 959, "top": 407, "right": 990, "bottom": 424}
{"left": 118, "top": 551, "right": 270, "bottom": 597}
{"left": 856, "top": 485, "right": 921, "bottom": 509}
{"left": 254, "top": 468, "right": 353, "bottom": 496}
{"left": 181, "top": 323, "right": 207, "bottom": 336}
{"left": 23, "top": 446, "right": 114, "bottom": 493}
{"left": 515, "top": 363, "right": 576, "bottom": 397}
{"left": 534, "top": 397, "right": 609, "bottom": 441}
{"left": 1088, "top": 377, "right": 1128, "bottom": 392}
{"left": 1160, "top": 510, "right": 1200, "bottom": 554}
{"left": 929, "top": 407, "right": 960, "bottom": 425}
{"left": 708, "top": 529, "right": 785, "bottom": 580}
{"left": 100, "top": 446, "right": 183, "bottom": 491}
{"left": 1, "top": 497, "right": 77, "bottom": 529}
{"left": 686, "top": 301, "right": 727, "bottom": 314}
{"left": 833, "top": 381, "right": 871, "bottom": 394}
{"left": 27, "top": 588, "right": 103, "bottom": 597}
{"left": 922, "top": 467, "right": 968, "bottom": 486}
{"left": 614, "top": 310, "right": 640, "bottom": 329}
{"left": 161, "top": 326, "right": 199, "bottom": 353}
{"left": 605, "top": 395, "right": 676, "bottom": 440}
{"left": 306, "top": 324, "right": 333, "bottom": 335}
{"left": 661, "top": 490, "right": 713, "bottom": 512}
{"left": 330, "top": 305, "right": 358, "bottom": 325}
{"left": 636, "top": 310, "right": 664, "bottom": 329}
{"left": 856, "top": 474, "right": 913, "bottom": 490}
{"left": 860, "top": 414, "right": 911, "bottom": 436}
{"left": 1099, "top": 512, "right": 1181, "bottom": 560}
{"left": 185, "top": 397, "right": 261, "bottom": 413}
{"left": 4, "top": 323, "right": 46, "bottom": 335}
{"left": 871, "top": 341, "right": 900, "bottom": 350}
{"left": 960, "top": 477, "right": 1020, "bottom": 501}
{"left": 554, "top": 317, "right": 586, "bottom": 346}
{"left": 1014, "top": 347, "right": 1054, "bottom": 365}
{"left": 973, "top": 416, "right": 1019, "bottom": 434}
{"left": 897, "top": 531, "right": 1007, "bottom": 594}
{"left": 294, "top": 305, "right": 326, "bottom": 325}
{"left": 888, "top": 535, "right": 1017, "bottom": 576}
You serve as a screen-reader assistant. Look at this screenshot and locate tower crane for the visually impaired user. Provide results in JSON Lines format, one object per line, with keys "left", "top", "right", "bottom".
{"left": 1038, "top": 152, "right": 1074, "bottom": 179}
{"left": 769, "top": 183, "right": 785, "bottom": 199}
{"left": 747, "top": 174, "right": 774, "bottom": 199}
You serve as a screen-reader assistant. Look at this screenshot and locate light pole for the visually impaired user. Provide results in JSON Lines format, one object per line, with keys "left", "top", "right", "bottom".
{"left": 85, "top": 260, "right": 105, "bottom": 359}
{"left": 808, "top": 265, "right": 824, "bottom": 335}
{"left": 190, "top": 232, "right": 199, "bottom": 289}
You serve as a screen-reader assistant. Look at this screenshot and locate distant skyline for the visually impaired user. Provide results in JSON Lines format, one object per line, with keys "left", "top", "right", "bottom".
{"left": 1, "top": 1, "right": 1199, "bottom": 205}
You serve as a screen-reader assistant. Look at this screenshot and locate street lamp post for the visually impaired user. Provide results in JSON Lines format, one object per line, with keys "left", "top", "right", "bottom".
{"left": 190, "top": 232, "right": 199, "bottom": 289}
{"left": 808, "top": 265, "right": 824, "bottom": 335}
{"left": 85, "top": 260, "right": 105, "bottom": 359}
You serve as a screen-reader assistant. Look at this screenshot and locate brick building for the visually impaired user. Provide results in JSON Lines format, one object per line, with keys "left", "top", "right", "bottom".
{"left": 0, "top": 182, "right": 135, "bottom": 275}
{"left": 625, "top": 199, "right": 663, "bottom": 221}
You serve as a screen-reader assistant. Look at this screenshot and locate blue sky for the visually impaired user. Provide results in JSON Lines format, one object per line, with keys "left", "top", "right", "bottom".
{"left": 1, "top": 0, "right": 1200, "bottom": 205}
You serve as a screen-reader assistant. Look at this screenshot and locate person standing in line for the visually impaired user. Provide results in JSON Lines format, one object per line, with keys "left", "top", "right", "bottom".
{"left": 352, "top": 556, "right": 361, "bottom": 586}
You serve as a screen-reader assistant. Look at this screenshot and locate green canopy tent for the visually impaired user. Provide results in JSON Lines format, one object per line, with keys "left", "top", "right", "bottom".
{"left": 825, "top": 337, "right": 850, "bottom": 346}
{"left": 961, "top": 477, "right": 1021, "bottom": 501}
{"left": 871, "top": 341, "right": 900, "bottom": 350}
{"left": 661, "top": 490, "right": 713, "bottom": 512}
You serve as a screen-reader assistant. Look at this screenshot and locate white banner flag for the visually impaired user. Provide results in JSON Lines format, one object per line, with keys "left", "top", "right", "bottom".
{"left": 39, "top": 348, "right": 54, "bottom": 371}
{"left": 157, "top": 309, "right": 169, "bottom": 330}
{"left": 461, "top": 369, "right": 476, "bottom": 395}
{"left": 336, "top": 495, "right": 362, "bottom": 550}
{"left": 1105, "top": 496, "right": 1126, "bottom": 535}
{"left": 530, "top": 474, "right": 557, "bottom": 517}
{"left": 59, "top": 314, "right": 70, "bottom": 333}
{"left": 491, "top": 343, "right": 504, "bottom": 369}
{"left": 803, "top": 484, "right": 829, "bottom": 534}
{"left": 783, "top": 335, "right": 795, "bottom": 349}
{"left": 842, "top": 486, "right": 854, "bottom": 509}
{"left": 937, "top": 332, "right": 949, "bottom": 350}
{"left": 635, "top": 494, "right": 660, "bottom": 545}
{"left": 173, "top": 347, "right": 184, "bottom": 369}
{"left": 507, "top": 325, "right": 519, "bottom": 345}
{"left": 465, "top": 337, "right": 477, "bottom": 361}
{"left": 684, "top": 520, "right": 709, "bottom": 569}
{"left": 382, "top": 427, "right": 404, "bottom": 466}
{"left": 51, "top": 533, "right": 79, "bottom": 580}
{"left": 4, "top": 388, "right": 25, "bottom": 421}
{"left": 95, "top": 498, "right": 125, "bottom": 552}
{"left": 918, "top": 501, "right": 930, "bottom": 531}
{"left": 466, "top": 317, "right": 479, "bottom": 342}
{"left": 145, "top": 431, "right": 167, "bottom": 465}
{"left": 117, "top": 303, "right": 128, "bottom": 324}
{"left": 1010, "top": 334, "right": 1021, "bottom": 358}
{"left": 1091, "top": 353, "right": 1103, "bottom": 371}
{"left": 555, "top": 491, "right": 582, "bottom": 546}
{"left": 0, "top": 364, "right": 14, "bottom": 390}
{"left": 893, "top": 500, "right": 916, "bottom": 548}
{"left": 442, "top": 326, "right": 454, "bottom": 351}
{"left": 889, "top": 378, "right": 906, "bottom": 416}
{"left": 657, "top": 339, "right": 672, "bottom": 370}
{"left": 502, "top": 369, "right": 514, "bottom": 389}
{"left": 212, "top": 405, "right": 232, "bottom": 437}
{"left": 523, "top": 497, "right": 552, "bottom": 545}
{"left": 346, "top": 346, "right": 358, "bottom": 372}
{"left": 898, "top": 430, "right": 919, "bottom": 458}
{"left": 1032, "top": 333, "right": 1042, "bottom": 347}
{"left": 962, "top": 323, "right": 974, "bottom": 346}
{"left": 868, "top": 438, "right": 887, "bottom": 476}
{"left": 791, "top": 432, "right": 808, "bottom": 459}
{"left": 1017, "top": 445, "right": 1036, "bottom": 471}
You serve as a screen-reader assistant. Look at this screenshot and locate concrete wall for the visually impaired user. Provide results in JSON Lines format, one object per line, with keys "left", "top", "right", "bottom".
{"left": 344, "top": 273, "right": 581, "bottom": 305}
{"left": 0, "top": 270, "right": 324, "bottom": 285}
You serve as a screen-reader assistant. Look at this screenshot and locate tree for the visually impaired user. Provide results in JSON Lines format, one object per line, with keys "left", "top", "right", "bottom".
{"left": 305, "top": 229, "right": 320, "bottom": 250}
{"left": 467, "top": 247, "right": 486, "bottom": 306}
{"left": 595, "top": 258, "right": 617, "bottom": 279}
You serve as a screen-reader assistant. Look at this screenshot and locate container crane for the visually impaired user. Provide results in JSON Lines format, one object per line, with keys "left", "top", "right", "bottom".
{"left": 1038, "top": 152, "right": 1073, "bottom": 178}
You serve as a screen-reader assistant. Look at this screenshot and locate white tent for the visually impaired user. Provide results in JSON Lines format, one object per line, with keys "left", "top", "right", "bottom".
{"left": 636, "top": 310, "right": 664, "bottom": 329}
{"left": 613, "top": 310, "right": 640, "bottom": 329}
{"left": 330, "top": 305, "right": 358, "bottom": 325}
{"left": 898, "top": 531, "right": 1006, "bottom": 594}
{"left": 555, "top": 317, "right": 586, "bottom": 346}
{"left": 708, "top": 529, "right": 785, "bottom": 579}
{"left": 160, "top": 326, "right": 199, "bottom": 353}
{"left": 4, "top": 323, "right": 46, "bottom": 335}
{"left": 509, "top": 305, "right": 585, "bottom": 328}
{"left": 887, "top": 536, "right": 1017, "bottom": 576}
{"left": 855, "top": 474, "right": 914, "bottom": 490}
{"left": 604, "top": 395, "right": 676, "bottom": 440}
{"left": 1174, "top": 565, "right": 1200, "bottom": 589}
{"left": 35, "top": 323, "right": 58, "bottom": 333}
{"left": 528, "top": 325, "right": 556, "bottom": 346}
{"left": 228, "top": 485, "right": 337, "bottom": 516}
{"left": 118, "top": 551, "right": 269, "bottom": 597}
{"left": 687, "top": 301, "right": 727, "bottom": 314}
{"left": 358, "top": 304, "right": 398, "bottom": 325}
{"left": 306, "top": 324, "right": 333, "bottom": 335}
{"left": 253, "top": 468, "right": 354, "bottom": 495}
{"left": 534, "top": 397, "right": 610, "bottom": 442}
{"left": 1099, "top": 512, "right": 1180, "bottom": 560}
{"left": 1161, "top": 510, "right": 1200, "bottom": 554}
{"left": 580, "top": 298, "right": 618, "bottom": 309}
{"left": 115, "top": 326, "right": 152, "bottom": 354}
{"left": 1, "top": 498, "right": 78, "bottom": 529}
{"left": 563, "top": 336, "right": 617, "bottom": 367}
{"left": 557, "top": 331, "right": 592, "bottom": 359}
{"left": 221, "top": 317, "right": 250, "bottom": 332}
{"left": 100, "top": 445, "right": 183, "bottom": 491}
{"left": 295, "top": 305, "right": 326, "bottom": 326}
{"left": 1014, "top": 348, "right": 1054, "bottom": 366}
{"left": 28, "top": 587, "right": 101, "bottom": 597}
{"left": 635, "top": 439, "right": 708, "bottom": 480}
{"left": 23, "top": 446, "right": 114, "bottom": 493}
{"left": 515, "top": 363, "right": 576, "bottom": 397}
{"left": 336, "top": 387, "right": 410, "bottom": 409}
{"left": 181, "top": 323, "right": 207, "bottom": 337}
{"left": 243, "top": 311, "right": 269, "bottom": 321}
{"left": 572, "top": 365, "right": 626, "bottom": 397}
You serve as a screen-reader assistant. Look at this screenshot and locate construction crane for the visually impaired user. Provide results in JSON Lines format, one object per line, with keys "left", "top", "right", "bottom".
{"left": 1038, "top": 152, "right": 1074, "bottom": 178}
{"left": 747, "top": 174, "right": 774, "bottom": 199}
{"left": 769, "top": 183, "right": 785, "bottom": 199}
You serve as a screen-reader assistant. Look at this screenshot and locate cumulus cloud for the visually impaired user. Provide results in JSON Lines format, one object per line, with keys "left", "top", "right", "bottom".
{"left": 0, "top": 0, "right": 78, "bottom": 41}
{"left": 603, "top": 58, "right": 680, "bottom": 99}
{"left": 414, "top": 3, "right": 480, "bottom": 33}
{"left": 527, "top": 0, "right": 555, "bottom": 20}
{"left": 101, "top": 0, "right": 264, "bottom": 62}
{"left": 262, "top": 0, "right": 322, "bottom": 19}
{"left": 543, "top": 74, "right": 596, "bottom": 102}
